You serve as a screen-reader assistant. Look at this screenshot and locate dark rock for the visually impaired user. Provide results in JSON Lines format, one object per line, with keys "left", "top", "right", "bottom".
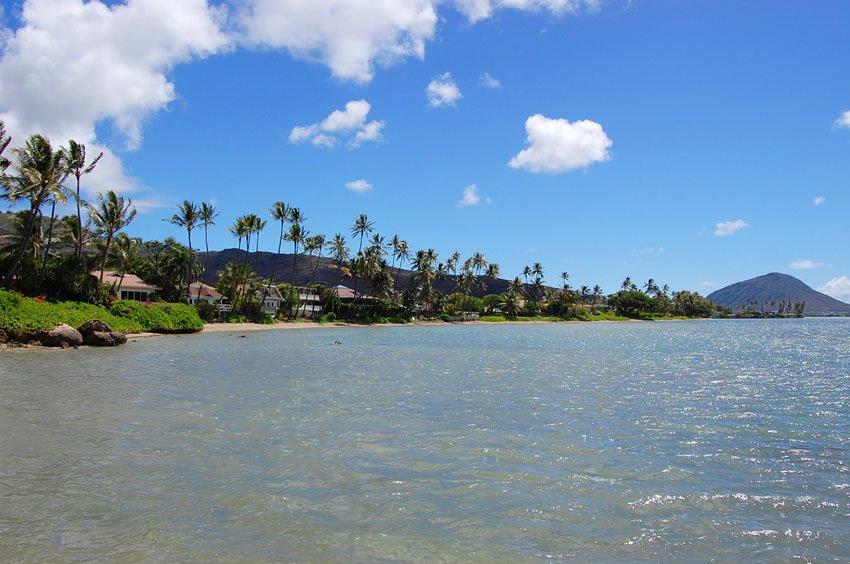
{"left": 86, "top": 331, "right": 128, "bottom": 346}
{"left": 38, "top": 324, "right": 83, "bottom": 348}
{"left": 77, "top": 319, "right": 113, "bottom": 336}
{"left": 0, "top": 329, "right": 8, "bottom": 344}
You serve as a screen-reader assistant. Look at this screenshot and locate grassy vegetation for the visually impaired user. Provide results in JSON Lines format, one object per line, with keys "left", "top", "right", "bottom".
{"left": 109, "top": 300, "right": 204, "bottom": 333}
{"left": 0, "top": 289, "right": 203, "bottom": 340}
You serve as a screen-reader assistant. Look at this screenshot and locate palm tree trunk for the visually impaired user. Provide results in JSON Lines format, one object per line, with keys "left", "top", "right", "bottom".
{"left": 289, "top": 241, "right": 299, "bottom": 319}
{"left": 74, "top": 175, "right": 83, "bottom": 259}
{"left": 35, "top": 201, "right": 58, "bottom": 295}
{"left": 186, "top": 228, "right": 193, "bottom": 301}
{"left": 99, "top": 232, "right": 113, "bottom": 283}
{"left": 197, "top": 225, "right": 209, "bottom": 303}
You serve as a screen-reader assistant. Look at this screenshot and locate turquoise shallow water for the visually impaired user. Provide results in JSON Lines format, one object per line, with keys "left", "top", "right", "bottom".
{"left": 1, "top": 319, "right": 849, "bottom": 561}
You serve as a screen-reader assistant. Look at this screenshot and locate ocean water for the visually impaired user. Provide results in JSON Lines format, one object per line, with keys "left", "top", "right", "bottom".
{"left": 1, "top": 319, "right": 848, "bottom": 561}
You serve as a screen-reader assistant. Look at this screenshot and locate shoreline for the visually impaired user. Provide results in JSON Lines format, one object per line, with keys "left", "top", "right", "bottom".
{"left": 1, "top": 317, "right": 705, "bottom": 352}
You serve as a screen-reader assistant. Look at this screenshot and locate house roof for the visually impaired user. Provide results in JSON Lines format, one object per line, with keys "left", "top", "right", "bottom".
{"left": 188, "top": 282, "right": 223, "bottom": 301}
{"left": 333, "top": 285, "right": 358, "bottom": 300}
{"left": 91, "top": 270, "right": 157, "bottom": 292}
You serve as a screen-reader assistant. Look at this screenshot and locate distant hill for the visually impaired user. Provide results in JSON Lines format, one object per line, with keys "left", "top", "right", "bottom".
{"left": 202, "top": 248, "right": 514, "bottom": 297}
{"left": 707, "top": 272, "right": 850, "bottom": 314}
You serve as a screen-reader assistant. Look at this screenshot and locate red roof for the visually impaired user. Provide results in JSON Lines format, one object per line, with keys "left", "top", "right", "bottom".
{"left": 91, "top": 270, "right": 157, "bottom": 292}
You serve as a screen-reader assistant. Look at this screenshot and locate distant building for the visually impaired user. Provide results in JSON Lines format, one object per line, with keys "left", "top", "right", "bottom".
{"left": 187, "top": 282, "right": 225, "bottom": 305}
{"left": 91, "top": 270, "right": 157, "bottom": 301}
{"left": 292, "top": 286, "right": 323, "bottom": 318}
{"left": 257, "top": 285, "right": 284, "bottom": 315}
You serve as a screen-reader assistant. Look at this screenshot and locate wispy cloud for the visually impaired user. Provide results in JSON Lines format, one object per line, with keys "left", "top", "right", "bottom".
{"left": 813, "top": 196, "right": 826, "bottom": 206}
{"left": 479, "top": 72, "right": 502, "bottom": 89}
{"left": 714, "top": 219, "right": 749, "bottom": 237}
{"left": 458, "top": 184, "right": 491, "bottom": 207}
{"left": 790, "top": 259, "right": 830, "bottom": 270}
{"left": 345, "top": 179, "right": 374, "bottom": 193}
{"left": 289, "top": 100, "right": 385, "bottom": 148}
{"left": 427, "top": 73, "right": 462, "bottom": 108}
{"left": 835, "top": 110, "right": 850, "bottom": 129}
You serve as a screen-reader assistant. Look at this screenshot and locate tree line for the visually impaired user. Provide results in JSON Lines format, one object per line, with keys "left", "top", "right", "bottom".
{"left": 1, "top": 121, "right": 722, "bottom": 322}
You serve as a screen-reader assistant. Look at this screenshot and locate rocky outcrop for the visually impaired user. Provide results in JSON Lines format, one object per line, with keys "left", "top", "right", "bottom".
{"left": 77, "top": 320, "right": 128, "bottom": 347}
{"left": 37, "top": 324, "right": 83, "bottom": 348}
{"left": 85, "top": 331, "right": 128, "bottom": 347}
{"left": 0, "top": 329, "right": 8, "bottom": 344}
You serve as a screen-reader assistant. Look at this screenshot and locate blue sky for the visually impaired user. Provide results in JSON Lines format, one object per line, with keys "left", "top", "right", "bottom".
{"left": 1, "top": 0, "right": 849, "bottom": 299}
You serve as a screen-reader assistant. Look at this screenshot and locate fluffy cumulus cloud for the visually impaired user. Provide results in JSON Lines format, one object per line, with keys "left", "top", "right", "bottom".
{"left": 452, "top": 0, "right": 600, "bottom": 22}
{"left": 479, "top": 72, "right": 502, "bottom": 89}
{"left": 818, "top": 276, "right": 850, "bottom": 302}
{"left": 426, "top": 73, "right": 463, "bottom": 108}
{"left": 790, "top": 259, "right": 830, "bottom": 270}
{"left": 458, "top": 184, "right": 490, "bottom": 207}
{"left": 238, "top": 0, "right": 438, "bottom": 84}
{"left": 0, "top": 0, "right": 229, "bottom": 195}
{"left": 289, "top": 100, "right": 385, "bottom": 148}
{"left": 714, "top": 219, "right": 749, "bottom": 237}
{"left": 345, "top": 179, "right": 373, "bottom": 193}
{"left": 835, "top": 110, "right": 850, "bottom": 129}
{"left": 509, "top": 114, "right": 612, "bottom": 173}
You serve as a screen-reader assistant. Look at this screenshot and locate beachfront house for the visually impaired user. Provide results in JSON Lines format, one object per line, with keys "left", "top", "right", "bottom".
{"left": 91, "top": 270, "right": 158, "bottom": 301}
{"left": 292, "top": 286, "right": 323, "bottom": 318}
{"left": 187, "top": 282, "right": 224, "bottom": 305}
{"left": 257, "top": 285, "right": 284, "bottom": 315}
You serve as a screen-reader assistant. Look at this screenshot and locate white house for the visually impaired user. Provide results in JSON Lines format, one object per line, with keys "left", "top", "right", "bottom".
{"left": 292, "top": 286, "right": 323, "bottom": 318}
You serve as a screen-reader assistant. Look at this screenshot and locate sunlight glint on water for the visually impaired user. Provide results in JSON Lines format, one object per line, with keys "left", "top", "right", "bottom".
{"left": 1, "top": 319, "right": 848, "bottom": 560}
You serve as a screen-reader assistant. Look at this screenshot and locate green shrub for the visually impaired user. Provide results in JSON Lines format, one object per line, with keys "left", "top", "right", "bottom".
{"left": 386, "top": 316, "right": 408, "bottom": 324}
{"left": 109, "top": 300, "right": 203, "bottom": 333}
{"left": 195, "top": 301, "right": 218, "bottom": 322}
{"left": 222, "top": 314, "right": 247, "bottom": 324}
{"left": 0, "top": 289, "right": 142, "bottom": 339}
{"left": 253, "top": 311, "right": 275, "bottom": 325}
{"left": 438, "top": 313, "right": 451, "bottom": 322}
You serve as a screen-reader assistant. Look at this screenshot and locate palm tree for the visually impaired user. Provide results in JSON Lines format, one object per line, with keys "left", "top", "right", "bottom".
{"left": 532, "top": 262, "right": 544, "bottom": 280}
{"left": 60, "top": 140, "right": 102, "bottom": 259}
{"left": 165, "top": 200, "right": 200, "bottom": 299}
{"left": 580, "top": 285, "right": 590, "bottom": 305}
{"left": 268, "top": 201, "right": 290, "bottom": 285}
{"left": 285, "top": 221, "right": 306, "bottom": 317}
{"left": 196, "top": 202, "right": 219, "bottom": 302}
{"left": 228, "top": 216, "right": 247, "bottom": 258}
{"left": 621, "top": 276, "right": 632, "bottom": 291}
{"left": 110, "top": 232, "right": 141, "bottom": 294}
{"left": 35, "top": 174, "right": 71, "bottom": 294}
{"left": 560, "top": 271, "right": 570, "bottom": 289}
{"left": 89, "top": 190, "right": 136, "bottom": 282}
{"left": 390, "top": 236, "right": 410, "bottom": 290}
{"left": 592, "top": 284, "right": 603, "bottom": 305}
{"left": 2, "top": 134, "right": 69, "bottom": 287}
{"left": 350, "top": 214, "right": 374, "bottom": 255}
{"left": 252, "top": 215, "right": 266, "bottom": 257}
{"left": 522, "top": 265, "right": 532, "bottom": 283}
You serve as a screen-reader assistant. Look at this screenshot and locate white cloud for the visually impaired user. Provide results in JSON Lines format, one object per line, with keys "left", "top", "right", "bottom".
{"left": 790, "top": 259, "right": 830, "bottom": 270}
{"left": 238, "top": 0, "right": 438, "bottom": 84}
{"left": 289, "top": 100, "right": 385, "bottom": 148}
{"left": 479, "top": 72, "right": 502, "bottom": 89}
{"left": 453, "top": 0, "right": 600, "bottom": 22}
{"left": 714, "top": 219, "right": 749, "bottom": 237}
{"left": 835, "top": 110, "right": 850, "bottom": 129}
{"left": 427, "top": 73, "right": 463, "bottom": 108}
{"left": 699, "top": 281, "right": 718, "bottom": 288}
{"left": 818, "top": 276, "right": 850, "bottom": 302}
{"left": 813, "top": 196, "right": 826, "bottom": 206}
{"left": 345, "top": 179, "right": 374, "bottom": 193}
{"left": 0, "top": 0, "right": 230, "bottom": 195}
{"left": 458, "top": 184, "right": 491, "bottom": 207}
{"left": 509, "top": 114, "right": 612, "bottom": 173}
